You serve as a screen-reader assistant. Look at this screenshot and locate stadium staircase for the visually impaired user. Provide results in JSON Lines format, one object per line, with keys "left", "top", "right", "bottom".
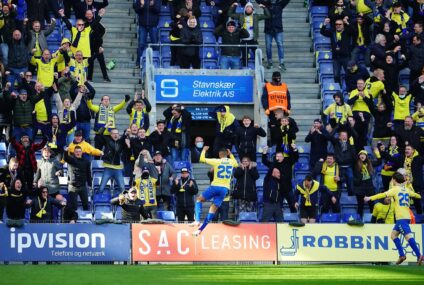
{"left": 258, "top": 0, "right": 320, "bottom": 142}
{"left": 90, "top": 0, "right": 141, "bottom": 134}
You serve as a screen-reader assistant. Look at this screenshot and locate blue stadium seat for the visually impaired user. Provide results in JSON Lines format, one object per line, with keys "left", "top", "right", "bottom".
{"left": 93, "top": 192, "right": 112, "bottom": 204}
{"left": 76, "top": 208, "right": 93, "bottom": 223}
{"left": 94, "top": 210, "right": 113, "bottom": 221}
{"left": 294, "top": 156, "right": 310, "bottom": 171}
{"left": 202, "top": 60, "right": 218, "bottom": 69}
{"left": 311, "top": 20, "right": 324, "bottom": 35}
{"left": 160, "top": 4, "right": 171, "bottom": 16}
{"left": 201, "top": 47, "right": 218, "bottom": 60}
{"left": 310, "top": 6, "right": 329, "bottom": 18}
{"left": 91, "top": 160, "right": 104, "bottom": 174}
{"left": 342, "top": 213, "right": 361, "bottom": 223}
{"left": 0, "top": 142, "right": 6, "bottom": 156}
{"left": 239, "top": 211, "right": 258, "bottom": 222}
{"left": 313, "top": 34, "right": 331, "bottom": 52}
{"left": 256, "top": 177, "right": 264, "bottom": 188}
{"left": 256, "top": 162, "right": 268, "bottom": 174}
{"left": 320, "top": 213, "right": 341, "bottom": 223}
{"left": 199, "top": 18, "right": 215, "bottom": 31}
{"left": 159, "top": 30, "right": 171, "bottom": 43}
{"left": 340, "top": 193, "right": 357, "bottom": 205}
{"left": 315, "top": 51, "right": 332, "bottom": 66}
{"left": 295, "top": 172, "right": 309, "bottom": 185}
{"left": 323, "top": 97, "right": 334, "bottom": 110}
{"left": 318, "top": 62, "right": 334, "bottom": 83}
{"left": 157, "top": 210, "right": 176, "bottom": 221}
{"left": 47, "top": 28, "right": 62, "bottom": 43}
{"left": 114, "top": 207, "right": 122, "bottom": 221}
{"left": 158, "top": 16, "right": 172, "bottom": 31}
{"left": 284, "top": 212, "right": 299, "bottom": 222}
{"left": 200, "top": 3, "right": 212, "bottom": 15}
{"left": 297, "top": 144, "right": 310, "bottom": 155}
{"left": 363, "top": 213, "right": 373, "bottom": 223}
{"left": 173, "top": 161, "right": 191, "bottom": 172}
{"left": 257, "top": 187, "right": 264, "bottom": 204}
{"left": 0, "top": 159, "right": 7, "bottom": 168}
{"left": 202, "top": 31, "right": 216, "bottom": 44}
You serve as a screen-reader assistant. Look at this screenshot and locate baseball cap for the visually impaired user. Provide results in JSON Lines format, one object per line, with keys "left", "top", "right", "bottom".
{"left": 181, "top": 167, "right": 189, "bottom": 173}
{"left": 75, "top": 130, "right": 83, "bottom": 137}
{"left": 142, "top": 166, "right": 149, "bottom": 172}
{"left": 314, "top": 119, "right": 322, "bottom": 124}
{"left": 153, "top": 150, "right": 162, "bottom": 156}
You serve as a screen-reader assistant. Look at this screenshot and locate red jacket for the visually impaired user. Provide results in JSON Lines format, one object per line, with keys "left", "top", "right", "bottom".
{"left": 10, "top": 137, "right": 47, "bottom": 172}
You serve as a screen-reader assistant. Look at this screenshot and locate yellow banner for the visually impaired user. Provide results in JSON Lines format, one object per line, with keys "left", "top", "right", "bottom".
{"left": 277, "top": 224, "right": 423, "bottom": 262}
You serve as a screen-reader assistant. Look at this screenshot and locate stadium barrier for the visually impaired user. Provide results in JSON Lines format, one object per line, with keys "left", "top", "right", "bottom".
{"left": 0, "top": 224, "right": 131, "bottom": 262}
{"left": 0, "top": 223, "right": 423, "bottom": 263}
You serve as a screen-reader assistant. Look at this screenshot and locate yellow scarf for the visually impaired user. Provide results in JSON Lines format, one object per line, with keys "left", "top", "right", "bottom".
{"left": 357, "top": 23, "right": 364, "bottom": 46}
{"left": 321, "top": 162, "right": 339, "bottom": 177}
{"left": 36, "top": 197, "right": 47, "bottom": 218}
{"left": 297, "top": 181, "right": 320, "bottom": 206}
{"left": 404, "top": 150, "right": 419, "bottom": 182}
{"left": 361, "top": 164, "right": 370, "bottom": 180}
{"left": 336, "top": 31, "right": 342, "bottom": 41}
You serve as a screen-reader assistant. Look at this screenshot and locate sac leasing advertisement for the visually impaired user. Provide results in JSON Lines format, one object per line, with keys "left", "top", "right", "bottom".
{"left": 277, "top": 224, "right": 424, "bottom": 262}
{"left": 0, "top": 224, "right": 131, "bottom": 262}
{"left": 132, "top": 224, "right": 277, "bottom": 262}
{"left": 155, "top": 75, "right": 254, "bottom": 104}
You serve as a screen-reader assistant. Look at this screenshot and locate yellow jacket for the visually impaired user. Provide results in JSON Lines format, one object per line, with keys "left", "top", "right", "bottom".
{"left": 30, "top": 57, "right": 59, "bottom": 88}
{"left": 68, "top": 140, "right": 103, "bottom": 157}
{"left": 87, "top": 99, "right": 126, "bottom": 135}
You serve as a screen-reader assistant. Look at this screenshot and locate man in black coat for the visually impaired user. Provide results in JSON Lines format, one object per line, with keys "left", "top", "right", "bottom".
{"left": 262, "top": 144, "right": 299, "bottom": 213}
{"left": 395, "top": 116, "right": 424, "bottom": 152}
{"left": 233, "top": 157, "right": 260, "bottom": 214}
{"left": 404, "top": 145, "right": 423, "bottom": 214}
{"left": 170, "top": 167, "right": 198, "bottom": 222}
{"left": 179, "top": 16, "right": 203, "bottom": 69}
{"left": 305, "top": 119, "right": 330, "bottom": 170}
{"left": 163, "top": 104, "right": 192, "bottom": 162}
{"left": 63, "top": 146, "right": 92, "bottom": 213}
{"left": 111, "top": 187, "right": 149, "bottom": 222}
{"left": 235, "top": 116, "right": 266, "bottom": 161}
{"left": 320, "top": 16, "right": 354, "bottom": 83}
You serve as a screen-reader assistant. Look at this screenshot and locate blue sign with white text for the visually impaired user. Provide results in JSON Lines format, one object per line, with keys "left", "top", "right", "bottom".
{"left": 155, "top": 75, "right": 254, "bottom": 103}
{"left": 0, "top": 224, "right": 131, "bottom": 262}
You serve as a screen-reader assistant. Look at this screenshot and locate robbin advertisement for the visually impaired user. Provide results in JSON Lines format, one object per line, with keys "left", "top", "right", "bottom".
{"left": 0, "top": 224, "right": 131, "bottom": 262}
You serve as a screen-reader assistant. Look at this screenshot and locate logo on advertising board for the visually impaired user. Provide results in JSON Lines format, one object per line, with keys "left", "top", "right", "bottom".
{"left": 0, "top": 224, "right": 131, "bottom": 262}
{"left": 155, "top": 75, "right": 254, "bottom": 104}
{"left": 132, "top": 224, "right": 276, "bottom": 262}
{"left": 277, "top": 224, "right": 423, "bottom": 262}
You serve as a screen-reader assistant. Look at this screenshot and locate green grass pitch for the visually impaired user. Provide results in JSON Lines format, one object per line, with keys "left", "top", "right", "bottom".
{"left": 1, "top": 265, "right": 424, "bottom": 285}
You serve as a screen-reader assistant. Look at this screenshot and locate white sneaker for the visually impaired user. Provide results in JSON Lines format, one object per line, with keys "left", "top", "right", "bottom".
{"left": 189, "top": 221, "right": 200, "bottom": 227}
{"left": 192, "top": 229, "right": 202, "bottom": 237}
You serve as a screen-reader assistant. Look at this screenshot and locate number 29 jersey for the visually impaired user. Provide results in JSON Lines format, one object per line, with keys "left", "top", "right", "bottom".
{"left": 203, "top": 157, "right": 238, "bottom": 190}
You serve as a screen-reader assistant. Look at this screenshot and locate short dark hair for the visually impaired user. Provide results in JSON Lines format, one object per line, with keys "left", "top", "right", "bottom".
{"left": 326, "top": 153, "right": 335, "bottom": 159}
{"left": 304, "top": 175, "right": 313, "bottom": 182}
{"left": 74, "top": 146, "right": 82, "bottom": 151}
{"left": 392, "top": 172, "right": 405, "bottom": 184}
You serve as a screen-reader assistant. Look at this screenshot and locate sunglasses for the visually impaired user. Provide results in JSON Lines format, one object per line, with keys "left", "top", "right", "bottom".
{"left": 77, "top": 24, "right": 84, "bottom": 26}
{"left": 335, "top": 23, "right": 343, "bottom": 26}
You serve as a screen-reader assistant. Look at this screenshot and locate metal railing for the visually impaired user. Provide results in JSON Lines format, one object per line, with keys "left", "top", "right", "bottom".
{"left": 146, "top": 43, "right": 260, "bottom": 69}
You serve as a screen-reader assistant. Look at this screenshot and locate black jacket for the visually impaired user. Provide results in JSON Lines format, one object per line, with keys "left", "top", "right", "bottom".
{"left": 71, "top": 82, "right": 95, "bottom": 123}
{"left": 233, "top": 166, "right": 259, "bottom": 202}
{"left": 305, "top": 127, "right": 330, "bottom": 167}
{"left": 320, "top": 23, "right": 353, "bottom": 58}
{"left": 408, "top": 42, "right": 424, "bottom": 73}
{"left": 395, "top": 126, "right": 424, "bottom": 151}
{"left": 30, "top": 196, "right": 63, "bottom": 221}
{"left": 263, "top": 173, "right": 281, "bottom": 203}
{"left": 25, "top": 0, "right": 51, "bottom": 26}
{"left": 98, "top": 132, "right": 126, "bottom": 167}
{"left": 180, "top": 25, "right": 203, "bottom": 57}
{"left": 329, "top": 138, "right": 356, "bottom": 167}
{"left": 235, "top": 125, "right": 266, "bottom": 157}
{"left": 257, "top": 0, "right": 290, "bottom": 34}
{"left": 262, "top": 149, "right": 299, "bottom": 193}
{"left": 214, "top": 26, "right": 250, "bottom": 56}
{"left": 6, "top": 189, "right": 26, "bottom": 220}
{"left": 163, "top": 107, "right": 192, "bottom": 149}
{"left": 170, "top": 177, "right": 198, "bottom": 208}
{"left": 7, "top": 38, "right": 30, "bottom": 69}
{"left": 149, "top": 129, "right": 171, "bottom": 157}
{"left": 111, "top": 196, "right": 149, "bottom": 222}
{"left": 75, "top": 0, "right": 109, "bottom": 19}
{"left": 408, "top": 155, "right": 423, "bottom": 194}
{"left": 64, "top": 151, "right": 92, "bottom": 187}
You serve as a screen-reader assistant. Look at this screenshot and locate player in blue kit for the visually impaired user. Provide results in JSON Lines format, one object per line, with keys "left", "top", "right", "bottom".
{"left": 191, "top": 146, "right": 238, "bottom": 237}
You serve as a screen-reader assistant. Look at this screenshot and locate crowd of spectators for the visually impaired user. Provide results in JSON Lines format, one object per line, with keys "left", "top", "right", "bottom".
{"left": 0, "top": 0, "right": 423, "bottom": 225}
